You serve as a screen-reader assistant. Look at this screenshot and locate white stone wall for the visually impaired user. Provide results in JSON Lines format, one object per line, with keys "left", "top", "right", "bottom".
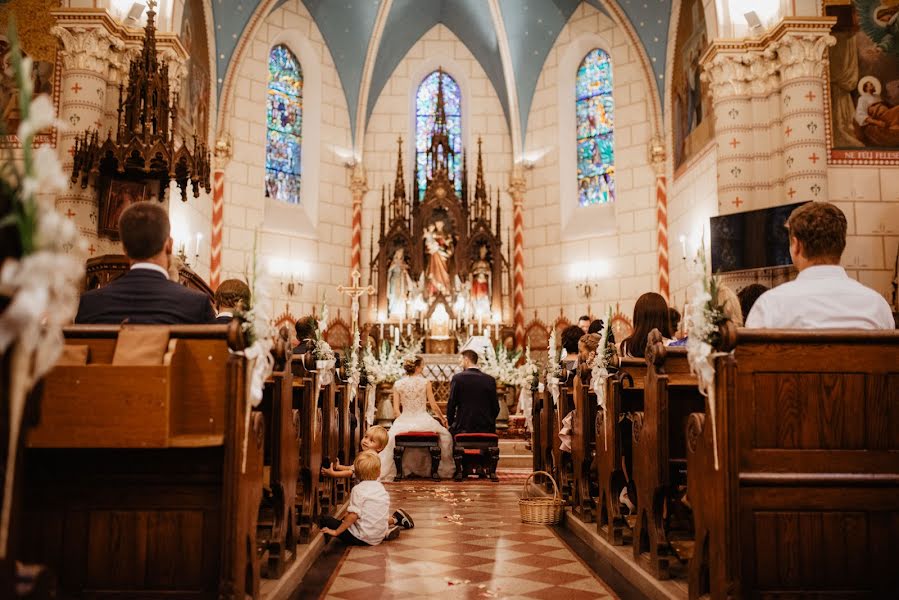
{"left": 361, "top": 24, "right": 514, "bottom": 320}
{"left": 521, "top": 2, "right": 659, "bottom": 323}
{"left": 220, "top": 0, "right": 354, "bottom": 318}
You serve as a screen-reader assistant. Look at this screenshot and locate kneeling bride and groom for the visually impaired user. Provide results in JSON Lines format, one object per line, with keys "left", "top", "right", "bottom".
{"left": 379, "top": 349, "right": 499, "bottom": 481}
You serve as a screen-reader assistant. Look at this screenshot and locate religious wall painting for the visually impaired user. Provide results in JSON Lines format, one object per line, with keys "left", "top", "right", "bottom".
{"left": 0, "top": 0, "right": 61, "bottom": 148}
{"left": 98, "top": 179, "right": 147, "bottom": 240}
{"left": 177, "top": 0, "right": 211, "bottom": 144}
{"left": 826, "top": 0, "right": 899, "bottom": 164}
{"left": 576, "top": 48, "right": 615, "bottom": 206}
{"left": 671, "top": 0, "right": 714, "bottom": 171}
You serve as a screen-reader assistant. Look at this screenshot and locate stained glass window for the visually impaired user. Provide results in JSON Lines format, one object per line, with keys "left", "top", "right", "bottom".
{"left": 265, "top": 45, "right": 303, "bottom": 205}
{"left": 576, "top": 48, "right": 615, "bottom": 206}
{"left": 415, "top": 71, "right": 462, "bottom": 200}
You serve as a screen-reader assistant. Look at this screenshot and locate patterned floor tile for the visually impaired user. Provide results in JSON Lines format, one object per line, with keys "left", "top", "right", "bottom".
{"left": 318, "top": 481, "right": 620, "bottom": 599}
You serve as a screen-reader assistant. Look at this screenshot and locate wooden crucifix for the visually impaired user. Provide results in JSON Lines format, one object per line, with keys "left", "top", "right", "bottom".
{"left": 337, "top": 270, "right": 375, "bottom": 332}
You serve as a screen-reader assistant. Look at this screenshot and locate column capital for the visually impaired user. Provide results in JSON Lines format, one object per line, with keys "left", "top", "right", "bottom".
{"left": 649, "top": 136, "right": 666, "bottom": 176}
{"left": 350, "top": 163, "right": 368, "bottom": 201}
{"left": 213, "top": 133, "right": 233, "bottom": 170}
{"left": 508, "top": 169, "right": 526, "bottom": 204}
{"left": 770, "top": 31, "right": 836, "bottom": 81}
{"left": 51, "top": 25, "right": 124, "bottom": 74}
{"left": 701, "top": 46, "right": 756, "bottom": 101}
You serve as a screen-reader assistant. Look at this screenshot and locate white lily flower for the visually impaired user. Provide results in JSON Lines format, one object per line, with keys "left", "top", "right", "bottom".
{"left": 17, "top": 95, "right": 57, "bottom": 142}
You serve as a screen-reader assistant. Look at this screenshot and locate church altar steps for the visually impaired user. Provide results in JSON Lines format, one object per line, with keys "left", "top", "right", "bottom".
{"left": 498, "top": 439, "right": 532, "bottom": 469}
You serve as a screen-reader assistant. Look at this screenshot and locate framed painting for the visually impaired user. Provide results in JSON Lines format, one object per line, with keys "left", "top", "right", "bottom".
{"left": 824, "top": 0, "right": 899, "bottom": 165}
{"left": 98, "top": 179, "right": 147, "bottom": 240}
{"left": 671, "top": 0, "right": 714, "bottom": 173}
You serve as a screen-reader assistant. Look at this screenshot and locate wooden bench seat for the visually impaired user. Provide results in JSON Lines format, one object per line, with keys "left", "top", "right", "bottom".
{"left": 291, "top": 354, "right": 322, "bottom": 544}
{"left": 571, "top": 367, "right": 598, "bottom": 522}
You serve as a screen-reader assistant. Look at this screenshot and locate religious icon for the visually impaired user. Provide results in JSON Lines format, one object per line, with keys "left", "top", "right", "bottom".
{"left": 424, "top": 218, "right": 454, "bottom": 296}
{"left": 99, "top": 179, "right": 147, "bottom": 240}
{"left": 386, "top": 246, "right": 413, "bottom": 317}
{"left": 470, "top": 244, "right": 491, "bottom": 316}
{"left": 0, "top": 32, "right": 55, "bottom": 142}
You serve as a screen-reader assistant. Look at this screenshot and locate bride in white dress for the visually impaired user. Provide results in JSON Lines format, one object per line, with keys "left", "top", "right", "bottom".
{"left": 380, "top": 356, "right": 456, "bottom": 481}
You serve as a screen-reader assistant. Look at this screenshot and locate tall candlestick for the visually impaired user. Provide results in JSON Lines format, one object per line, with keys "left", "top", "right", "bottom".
{"left": 406, "top": 323, "right": 412, "bottom": 337}
{"left": 468, "top": 323, "right": 473, "bottom": 338}
{"left": 195, "top": 232, "right": 202, "bottom": 257}
{"left": 394, "top": 326, "right": 400, "bottom": 346}
{"left": 379, "top": 322, "right": 384, "bottom": 338}
{"left": 478, "top": 314, "right": 483, "bottom": 334}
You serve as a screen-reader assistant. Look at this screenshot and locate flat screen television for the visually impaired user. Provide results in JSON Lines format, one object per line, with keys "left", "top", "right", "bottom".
{"left": 710, "top": 201, "right": 809, "bottom": 273}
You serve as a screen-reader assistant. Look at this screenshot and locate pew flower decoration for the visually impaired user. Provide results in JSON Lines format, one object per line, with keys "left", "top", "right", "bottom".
{"left": 546, "top": 328, "right": 563, "bottom": 407}
{"left": 0, "top": 22, "right": 85, "bottom": 558}
{"left": 514, "top": 345, "right": 540, "bottom": 432}
{"left": 591, "top": 307, "right": 617, "bottom": 450}
{"left": 240, "top": 239, "right": 275, "bottom": 407}
{"left": 312, "top": 299, "right": 335, "bottom": 365}
{"left": 684, "top": 242, "right": 727, "bottom": 470}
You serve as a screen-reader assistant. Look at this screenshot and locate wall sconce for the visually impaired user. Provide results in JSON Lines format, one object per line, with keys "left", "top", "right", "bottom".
{"left": 270, "top": 257, "right": 308, "bottom": 297}
{"left": 570, "top": 260, "right": 609, "bottom": 315}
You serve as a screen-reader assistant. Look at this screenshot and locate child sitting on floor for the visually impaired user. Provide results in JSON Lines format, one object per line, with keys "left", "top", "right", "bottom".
{"left": 320, "top": 451, "right": 396, "bottom": 544}
{"left": 321, "top": 426, "right": 414, "bottom": 530}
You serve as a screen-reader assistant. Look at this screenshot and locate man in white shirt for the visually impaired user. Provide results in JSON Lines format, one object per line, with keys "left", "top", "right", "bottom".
{"left": 746, "top": 202, "right": 894, "bottom": 330}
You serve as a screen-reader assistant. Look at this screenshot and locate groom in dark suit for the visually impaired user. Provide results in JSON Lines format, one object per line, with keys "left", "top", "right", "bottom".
{"left": 446, "top": 349, "right": 499, "bottom": 434}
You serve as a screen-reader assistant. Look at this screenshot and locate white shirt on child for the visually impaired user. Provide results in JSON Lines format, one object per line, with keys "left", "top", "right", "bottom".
{"left": 745, "top": 265, "right": 894, "bottom": 330}
{"left": 346, "top": 480, "right": 390, "bottom": 545}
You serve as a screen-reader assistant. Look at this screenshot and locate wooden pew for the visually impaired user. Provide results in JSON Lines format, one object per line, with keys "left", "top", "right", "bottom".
{"left": 317, "top": 371, "right": 339, "bottom": 516}
{"left": 554, "top": 374, "right": 576, "bottom": 499}
{"left": 687, "top": 327, "right": 899, "bottom": 599}
{"left": 20, "top": 324, "right": 265, "bottom": 599}
{"left": 632, "top": 331, "right": 703, "bottom": 580}
{"left": 596, "top": 357, "right": 646, "bottom": 545}
{"left": 571, "top": 366, "right": 598, "bottom": 522}
{"left": 257, "top": 341, "right": 300, "bottom": 579}
{"left": 531, "top": 387, "right": 546, "bottom": 474}
{"left": 291, "top": 354, "right": 322, "bottom": 544}
{"left": 540, "top": 376, "right": 561, "bottom": 490}
{"left": 332, "top": 379, "right": 351, "bottom": 504}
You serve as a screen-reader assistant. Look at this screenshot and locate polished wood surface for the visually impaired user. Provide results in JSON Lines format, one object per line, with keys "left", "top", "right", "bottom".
{"left": 571, "top": 369, "right": 598, "bottom": 522}
{"left": 291, "top": 355, "right": 323, "bottom": 544}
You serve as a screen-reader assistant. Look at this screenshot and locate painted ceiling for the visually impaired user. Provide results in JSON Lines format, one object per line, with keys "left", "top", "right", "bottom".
{"left": 211, "top": 0, "right": 672, "bottom": 146}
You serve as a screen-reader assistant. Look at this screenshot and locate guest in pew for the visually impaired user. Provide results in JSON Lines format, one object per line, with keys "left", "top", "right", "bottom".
{"left": 293, "top": 315, "right": 316, "bottom": 355}
{"left": 737, "top": 284, "right": 768, "bottom": 324}
{"left": 670, "top": 284, "right": 743, "bottom": 346}
{"left": 578, "top": 333, "right": 602, "bottom": 366}
{"left": 746, "top": 202, "right": 894, "bottom": 329}
{"left": 560, "top": 325, "right": 584, "bottom": 370}
{"left": 587, "top": 319, "right": 604, "bottom": 335}
{"left": 619, "top": 292, "right": 673, "bottom": 357}
{"left": 668, "top": 307, "right": 683, "bottom": 340}
{"left": 213, "top": 279, "right": 250, "bottom": 324}
{"left": 75, "top": 202, "right": 216, "bottom": 325}
{"left": 321, "top": 426, "right": 415, "bottom": 531}
{"left": 577, "top": 314, "right": 591, "bottom": 334}
{"left": 320, "top": 451, "right": 400, "bottom": 544}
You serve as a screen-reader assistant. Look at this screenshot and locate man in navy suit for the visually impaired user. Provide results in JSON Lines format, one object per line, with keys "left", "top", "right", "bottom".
{"left": 75, "top": 202, "right": 215, "bottom": 325}
{"left": 446, "top": 349, "right": 499, "bottom": 435}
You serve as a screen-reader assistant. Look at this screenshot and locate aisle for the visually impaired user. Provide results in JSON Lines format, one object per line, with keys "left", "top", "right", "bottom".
{"left": 317, "top": 480, "right": 618, "bottom": 599}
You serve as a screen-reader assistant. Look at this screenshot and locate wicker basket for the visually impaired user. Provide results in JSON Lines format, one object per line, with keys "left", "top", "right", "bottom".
{"left": 519, "top": 471, "right": 565, "bottom": 525}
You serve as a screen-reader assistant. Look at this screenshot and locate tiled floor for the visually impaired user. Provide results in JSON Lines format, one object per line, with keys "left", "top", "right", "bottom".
{"left": 317, "top": 480, "right": 618, "bottom": 599}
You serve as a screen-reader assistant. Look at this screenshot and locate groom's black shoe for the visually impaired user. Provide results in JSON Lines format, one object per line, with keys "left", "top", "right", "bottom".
{"left": 393, "top": 508, "right": 414, "bottom": 529}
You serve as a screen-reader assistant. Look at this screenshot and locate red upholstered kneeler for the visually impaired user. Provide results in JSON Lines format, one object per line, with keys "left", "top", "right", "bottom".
{"left": 393, "top": 431, "right": 441, "bottom": 481}
{"left": 453, "top": 433, "right": 500, "bottom": 482}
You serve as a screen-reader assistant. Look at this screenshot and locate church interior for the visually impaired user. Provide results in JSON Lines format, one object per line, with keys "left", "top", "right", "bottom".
{"left": 2, "top": 0, "right": 898, "bottom": 598}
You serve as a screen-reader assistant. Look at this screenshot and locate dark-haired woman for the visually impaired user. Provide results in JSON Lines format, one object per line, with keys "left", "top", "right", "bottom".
{"left": 619, "top": 292, "right": 673, "bottom": 358}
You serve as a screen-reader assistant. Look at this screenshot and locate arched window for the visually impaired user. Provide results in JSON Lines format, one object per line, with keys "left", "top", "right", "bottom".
{"left": 576, "top": 48, "right": 614, "bottom": 206}
{"left": 265, "top": 45, "right": 303, "bottom": 205}
{"left": 415, "top": 70, "right": 462, "bottom": 200}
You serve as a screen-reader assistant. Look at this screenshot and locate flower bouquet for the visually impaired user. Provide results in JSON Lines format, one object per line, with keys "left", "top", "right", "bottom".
{"left": 311, "top": 299, "right": 336, "bottom": 383}
{"left": 482, "top": 342, "right": 522, "bottom": 387}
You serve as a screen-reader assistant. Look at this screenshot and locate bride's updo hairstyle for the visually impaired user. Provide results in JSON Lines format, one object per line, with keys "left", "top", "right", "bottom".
{"left": 403, "top": 355, "right": 423, "bottom": 375}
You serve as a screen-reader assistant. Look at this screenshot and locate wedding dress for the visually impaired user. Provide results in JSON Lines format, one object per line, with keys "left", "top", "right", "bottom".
{"left": 380, "top": 375, "right": 456, "bottom": 481}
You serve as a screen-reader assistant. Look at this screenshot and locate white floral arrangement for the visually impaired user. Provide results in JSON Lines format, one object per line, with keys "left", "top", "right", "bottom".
{"left": 684, "top": 241, "right": 727, "bottom": 470}
{"left": 0, "top": 23, "right": 84, "bottom": 557}
{"left": 513, "top": 345, "right": 540, "bottom": 390}
{"left": 590, "top": 306, "right": 616, "bottom": 406}
{"left": 482, "top": 342, "right": 522, "bottom": 387}
{"left": 362, "top": 338, "right": 420, "bottom": 385}
{"left": 312, "top": 299, "right": 335, "bottom": 362}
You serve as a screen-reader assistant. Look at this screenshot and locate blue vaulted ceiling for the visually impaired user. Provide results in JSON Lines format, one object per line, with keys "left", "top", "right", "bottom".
{"left": 211, "top": 0, "right": 673, "bottom": 145}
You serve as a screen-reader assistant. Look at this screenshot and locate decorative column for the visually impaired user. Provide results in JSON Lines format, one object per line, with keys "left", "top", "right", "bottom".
{"left": 771, "top": 24, "right": 836, "bottom": 204}
{"left": 703, "top": 46, "right": 754, "bottom": 214}
{"left": 650, "top": 137, "right": 669, "bottom": 302}
{"left": 51, "top": 24, "right": 123, "bottom": 256}
{"left": 748, "top": 56, "right": 782, "bottom": 206}
{"left": 210, "top": 135, "right": 232, "bottom": 290}
{"left": 349, "top": 163, "right": 368, "bottom": 276}
{"left": 508, "top": 170, "right": 526, "bottom": 347}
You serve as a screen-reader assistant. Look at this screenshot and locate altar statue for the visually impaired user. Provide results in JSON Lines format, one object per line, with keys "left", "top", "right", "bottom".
{"left": 471, "top": 244, "right": 491, "bottom": 316}
{"left": 387, "top": 247, "right": 413, "bottom": 316}
{"left": 424, "top": 219, "right": 453, "bottom": 296}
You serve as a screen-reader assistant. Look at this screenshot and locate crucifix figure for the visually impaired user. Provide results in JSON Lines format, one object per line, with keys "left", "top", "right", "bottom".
{"left": 337, "top": 270, "right": 375, "bottom": 332}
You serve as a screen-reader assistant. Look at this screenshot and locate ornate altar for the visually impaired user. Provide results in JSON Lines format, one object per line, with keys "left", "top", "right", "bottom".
{"left": 368, "top": 70, "right": 510, "bottom": 353}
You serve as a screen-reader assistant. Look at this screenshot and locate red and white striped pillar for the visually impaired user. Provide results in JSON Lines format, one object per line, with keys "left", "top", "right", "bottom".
{"left": 656, "top": 175, "right": 669, "bottom": 302}
{"left": 210, "top": 169, "right": 225, "bottom": 290}
{"left": 509, "top": 172, "right": 526, "bottom": 348}
{"left": 349, "top": 164, "right": 368, "bottom": 276}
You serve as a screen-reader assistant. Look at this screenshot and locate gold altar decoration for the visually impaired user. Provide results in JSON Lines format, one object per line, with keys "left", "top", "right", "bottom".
{"left": 69, "top": 0, "right": 211, "bottom": 202}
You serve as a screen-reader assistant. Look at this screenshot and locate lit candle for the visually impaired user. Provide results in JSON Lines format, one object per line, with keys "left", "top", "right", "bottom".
{"left": 394, "top": 326, "right": 400, "bottom": 346}
{"left": 195, "top": 232, "right": 202, "bottom": 257}
{"left": 379, "top": 322, "right": 384, "bottom": 338}
{"left": 468, "top": 323, "right": 473, "bottom": 338}
{"left": 406, "top": 323, "right": 412, "bottom": 337}
{"left": 679, "top": 234, "right": 687, "bottom": 260}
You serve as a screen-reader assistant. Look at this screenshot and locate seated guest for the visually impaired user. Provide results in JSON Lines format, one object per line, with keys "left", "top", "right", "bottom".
{"left": 446, "top": 349, "right": 498, "bottom": 435}
{"left": 75, "top": 202, "right": 215, "bottom": 324}
{"left": 578, "top": 333, "right": 602, "bottom": 365}
{"left": 293, "top": 315, "right": 316, "bottom": 355}
{"left": 213, "top": 279, "right": 251, "bottom": 324}
{"left": 619, "top": 292, "right": 672, "bottom": 357}
{"left": 577, "top": 314, "right": 591, "bottom": 334}
{"left": 560, "top": 324, "right": 584, "bottom": 370}
{"left": 746, "top": 202, "right": 894, "bottom": 329}
{"left": 668, "top": 307, "right": 682, "bottom": 339}
{"left": 587, "top": 319, "right": 604, "bottom": 335}
{"left": 737, "top": 284, "right": 768, "bottom": 324}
